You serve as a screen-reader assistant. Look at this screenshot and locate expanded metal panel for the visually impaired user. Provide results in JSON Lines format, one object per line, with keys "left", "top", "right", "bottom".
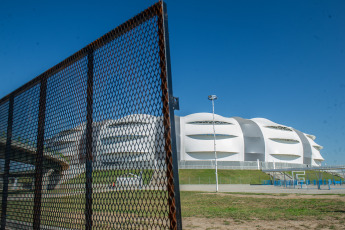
{"left": 0, "top": 2, "right": 181, "bottom": 229}
{"left": 0, "top": 101, "right": 9, "bottom": 208}
{"left": 40, "top": 57, "right": 88, "bottom": 229}
{"left": 0, "top": 102, "right": 9, "bottom": 177}
{"left": 6, "top": 85, "right": 41, "bottom": 229}
{"left": 91, "top": 12, "right": 168, "bottom": 229}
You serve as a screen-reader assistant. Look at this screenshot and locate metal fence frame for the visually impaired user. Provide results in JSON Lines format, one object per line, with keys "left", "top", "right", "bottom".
{"left": 0, "top": 2, "right": 181, "bottom": 229}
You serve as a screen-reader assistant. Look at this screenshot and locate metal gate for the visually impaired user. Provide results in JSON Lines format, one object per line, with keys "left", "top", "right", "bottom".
{"left": 0, "top": 2, "right": 182, "bottom": 229}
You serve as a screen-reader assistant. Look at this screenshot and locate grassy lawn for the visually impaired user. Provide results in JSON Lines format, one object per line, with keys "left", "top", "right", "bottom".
{"left": 178, "top": 169, "right": 343, "bottom": 185}
{"left": 2, "top": 190, "right": 345, "bottom": 228}
{"left": 64, "top": 169, "right": 272, "bottom": 186}
{"left": 3, "top": 190, "right": 345, "bottom": 226}
{"left": 179, "top": 169, "right": 270, "bottom": 184}
{"left": 65, "top": 169, "right": 154, "bottom": 185}
{"left": 180, "top": 191, "right": 345, "bottom": 221}
{"left": 4, "top": 190, "right": 170, "bottom": 228}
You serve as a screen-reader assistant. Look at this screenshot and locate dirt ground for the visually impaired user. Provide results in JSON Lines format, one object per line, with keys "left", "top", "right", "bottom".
{"left": 183, "top": 217, "right": 345, "bottom": 230}
{"left": 203, "top": 193, "right": 345, "bottom": 201}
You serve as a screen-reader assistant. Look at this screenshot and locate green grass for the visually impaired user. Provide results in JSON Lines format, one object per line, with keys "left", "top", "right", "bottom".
{"left": 4, "top": 190, "right": 170, "bottom": 228}
{"left": 177, "top": 169, "right": 344, "bottom": 185}
{"left": 179, "top": 169, "right": 270, "bottom": 184}
{"left": 2, "top": 190, "right": 345, "bottom": 228}
{"left": 65, "top": 169, "right": 154, "bottom": 185}
{"left": 180, "top": 191, "right": 345, "bottom": 220}
{"left": 65, "top": 169, "right": 271, "bottom": 186}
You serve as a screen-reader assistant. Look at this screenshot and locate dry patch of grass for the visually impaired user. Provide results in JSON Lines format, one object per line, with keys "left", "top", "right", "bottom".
{"left": 183, "top": 217, "right": 344, "bottom": 230}
{"left": 181, "top": 191, "right": 345, "bottom": 223}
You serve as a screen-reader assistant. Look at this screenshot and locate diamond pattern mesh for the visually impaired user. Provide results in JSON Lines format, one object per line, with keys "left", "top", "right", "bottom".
{"left": 0, "top": 2, "right": 180, "bottom": 229}
{"left": 5, "top": 85, "right": 41, "bottom": 229}
{"left": 0, "top": 101, "right": 9, "bottom": 191}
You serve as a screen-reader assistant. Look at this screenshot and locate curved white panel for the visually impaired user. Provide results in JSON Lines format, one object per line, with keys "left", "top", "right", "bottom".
{"left": 187, "top": 134, "right": 237, "bottom": 140}
{"left": 306, "top": 134, "right": 316, "bottom": 140}
{"left": 252, "top": 118, "right": 304, "bottom": 164}
{"left": 187, "top": 121, "right": 233, "bottom": 125}
{"left": 303, "top": 133, "right": 324, "bottom": 161}
{"left": 271, "top": 155, "right": 301, "bottom": 161}
{"left": 181, "top": 113, "right": 244, "bottom": 162}
{"left": 186, "top": 152, "right": 238, "bottom": 160}
{"left": 269, "top": 138, "right": 299, "bottom": 144}
{"left": 265, "top": 126, "right": 293, "bottom": 131}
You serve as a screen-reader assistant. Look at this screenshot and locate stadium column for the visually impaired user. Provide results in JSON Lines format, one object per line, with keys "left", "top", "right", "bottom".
{"left": 33, "top": 77, "right": 48, "bottom": 230}
{"left": 85, "top": 49, "right": 94, "bottom": 230}
{"left": 0, "top": 96, "right": 14, "bottom": 230}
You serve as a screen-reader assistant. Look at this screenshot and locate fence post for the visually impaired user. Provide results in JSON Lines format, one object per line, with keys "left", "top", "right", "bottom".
{"left": 332, "top": 175, "right": 335, "bottom": 185}
{"left": 317, "top": 171, "right": 321, "bottom": 190}
{"left": 33, "top": 77, "right": 48, "bottom": 230}
{"left": 159, "top": 3, "right": 182, "bottom": 229}
{"left": 1, "top": 96, "right": 14, "bottom": 230}
{"left": 85, "top": 50, "right": 94, "bottom": 230}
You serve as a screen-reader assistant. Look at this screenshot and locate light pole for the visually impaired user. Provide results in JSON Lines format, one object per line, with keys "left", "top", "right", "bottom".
{"left": 208, "top": 95, "right": 218, "bottom": 192}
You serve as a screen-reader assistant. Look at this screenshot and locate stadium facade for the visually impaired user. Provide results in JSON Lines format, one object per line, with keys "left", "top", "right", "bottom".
{"left": 175, "top": 113, "right": 324, "bottom": 168}
{"left": 1, "top": 113, "right": 325, "bottom": 190}
{"left": 1, "top": 112, "right": 325, "bottom": 190}
{"left": 48, "top": 112, "right": 324, "bottom": 173}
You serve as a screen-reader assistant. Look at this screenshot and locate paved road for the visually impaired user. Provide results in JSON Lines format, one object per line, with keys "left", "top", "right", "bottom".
{"left": 180, "top": 184, "right": 345, "bottom": 194}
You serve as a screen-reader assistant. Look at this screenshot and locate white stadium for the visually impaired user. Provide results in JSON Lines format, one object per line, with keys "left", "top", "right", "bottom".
{"left": 175, "top": 113, "right": 324, "bottom": 168}
{"left": 32, "top": 112, "right": 324, "bottom": 188}
{"left": 48, "top": 112, "right": 324, "bottom": 172}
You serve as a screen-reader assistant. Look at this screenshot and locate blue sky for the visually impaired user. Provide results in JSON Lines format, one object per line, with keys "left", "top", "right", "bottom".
{"left": 1, "top": 0, "right": 344, "bottom": 164}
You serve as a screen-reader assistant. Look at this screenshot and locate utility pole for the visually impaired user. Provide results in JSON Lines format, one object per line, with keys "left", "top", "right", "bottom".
{"left": 208, "top": 95, "right": 218, "bottom": 192}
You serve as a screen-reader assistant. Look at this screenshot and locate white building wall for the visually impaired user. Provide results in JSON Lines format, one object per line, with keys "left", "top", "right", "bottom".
{"left": 304, "top": 133, "right": 324, "bottom": 166}
{"left": 181, "top": 113, "right": 244, "bottom": 162}
{"left": 251, "top": 118, "right": 303, "bottom": 165}
{"left": 95, "top": 114, "right": 158, "bottom": 163}
{"left": 179, "top": 113, "right": 324, "bottom": 166}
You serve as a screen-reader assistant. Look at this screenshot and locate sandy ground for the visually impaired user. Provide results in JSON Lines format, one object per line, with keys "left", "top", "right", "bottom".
{"left": 183, "top": 217, "right": 345, "bottom": 230}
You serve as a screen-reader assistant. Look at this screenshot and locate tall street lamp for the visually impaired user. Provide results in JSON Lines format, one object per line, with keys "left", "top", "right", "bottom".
{"left": 208, "top": 95, "right": 218, "bottom": 192}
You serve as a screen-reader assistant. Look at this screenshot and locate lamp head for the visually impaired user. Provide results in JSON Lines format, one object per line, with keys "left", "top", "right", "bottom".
{"left": 208, "top": 95, "right": 217, "bottom": 100}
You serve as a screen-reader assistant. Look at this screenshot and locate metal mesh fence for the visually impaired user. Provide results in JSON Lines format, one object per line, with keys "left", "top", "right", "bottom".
{"left": 0, "top": 101, "right": 9, "bottom": 221}
{"left": 0, "top": 102, "right": 9, "bottom": 178}
{"left": 0, "top": 2, "right": 181, "bottom": 229}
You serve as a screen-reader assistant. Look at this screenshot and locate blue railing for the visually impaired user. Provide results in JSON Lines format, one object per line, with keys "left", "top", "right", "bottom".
{"left": 262, "top": 179, "right": 345, "bottom": 189}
